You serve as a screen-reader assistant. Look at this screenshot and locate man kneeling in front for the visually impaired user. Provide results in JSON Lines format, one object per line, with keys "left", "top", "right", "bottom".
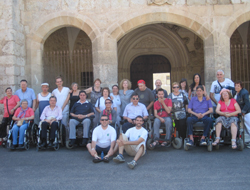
{"left": 87, "top": 115, "right": 116, "bottom": 163}
{"left": 113, "top": 116, "right": 148, "bottom": 169}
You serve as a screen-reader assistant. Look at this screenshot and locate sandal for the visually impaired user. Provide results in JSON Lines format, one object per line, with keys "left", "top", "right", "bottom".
{"left": 161, "top": 141, "right": 168, "bottom": 147}
{"left": 212, "top": 138, "right": 220, "bottom": 146}
{"left": 103, "top": 156, "right": 109, "bottom": 163}
{"left": 231, "top": 139, "right": 237, "bottom": 149}
{"left": 93, "top": 157, "right": 102, "bottom": 163}
{"left": 149, "top": 141, "right": 159, "bottom": 148}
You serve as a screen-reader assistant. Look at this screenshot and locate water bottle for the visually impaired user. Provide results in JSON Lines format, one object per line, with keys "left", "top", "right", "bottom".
{"left": 101, "top": 151, "right": 104, "bottom": 160}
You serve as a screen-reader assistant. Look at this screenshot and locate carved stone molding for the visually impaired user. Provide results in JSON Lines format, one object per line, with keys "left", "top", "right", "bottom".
{"left": 133, "top": 36, "right": 167, "bottom": 49}
{"left": 147, "top": 0, "right": 175, "bottom": 5}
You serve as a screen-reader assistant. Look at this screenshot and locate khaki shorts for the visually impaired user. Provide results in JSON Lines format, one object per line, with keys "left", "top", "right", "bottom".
{"left": 122, "top": 134, "right": 146, "bottom": 157}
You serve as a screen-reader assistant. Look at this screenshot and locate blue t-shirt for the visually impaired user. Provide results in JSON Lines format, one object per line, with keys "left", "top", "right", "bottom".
{"left": 188, "top": 96, "right": 212, "bottom": 114}
{"left": 15, "top": 87, "right": 36, "bottom": 108}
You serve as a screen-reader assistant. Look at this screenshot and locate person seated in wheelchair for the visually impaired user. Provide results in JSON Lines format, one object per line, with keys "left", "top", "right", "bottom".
{"left": 87, "top": 115, "right": 116, "bottom": 163}
{"left": 11, "top": 99, "right": 34, "bottom": 150}
{"left": 212, "top": 89, "right": 241, "bottom": 149}
{"left": 149, "top": 88, "right": 172, "bottom": 148}
{"left": 69, "top": 90, "right": 95, "bottom": 147}
{"left": 122, "top": 93, "right": 148, "bottom": 133}
{"left": 186, "top": 85, "right": 213, "bottom": 146}
{"left": 39, "top": 96, "right": 62, "bottom": 148}
{"left": 100, "top": 99, "right": 117, "bottom": 127}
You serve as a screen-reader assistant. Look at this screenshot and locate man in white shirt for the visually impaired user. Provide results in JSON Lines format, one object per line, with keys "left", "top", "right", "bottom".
{"left": 210, "top": 70, "right": 234, "bottom": 107}
{"left": 52, "top": 76, "right": 70, "bottom": 127}
{"left": 87, "top": 115, "right": 116, "bottom": 163}
{"left": 113, "top": 116, "right": 148, "bottom": 169}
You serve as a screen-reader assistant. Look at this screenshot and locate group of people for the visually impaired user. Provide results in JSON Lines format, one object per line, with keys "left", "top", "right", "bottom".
{"left": 0, "top": 69, "right": 249, "bottom": 169}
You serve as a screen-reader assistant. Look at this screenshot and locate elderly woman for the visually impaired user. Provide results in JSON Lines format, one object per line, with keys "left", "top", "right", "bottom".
{"left": 0, "top": 87, "right": 20, "bottom": 145}
{"left": 234, "top": 80, "right": 250, "bottom": 135}
{"left": 40, "top": 96, "right": 62, "bottom": 148}
{"left": 212, "top": 89, "right": 241, "bottom": 149}
{"left": 11, "top": 99, "right": 34, "bottom": 149}
{"left": 119, "top": 79, "right": 134, "bottom": 116}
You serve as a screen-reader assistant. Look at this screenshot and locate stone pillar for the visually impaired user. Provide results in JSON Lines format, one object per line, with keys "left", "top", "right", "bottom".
{"left": 92, "top": 33, "right": 118, "bottom": 88}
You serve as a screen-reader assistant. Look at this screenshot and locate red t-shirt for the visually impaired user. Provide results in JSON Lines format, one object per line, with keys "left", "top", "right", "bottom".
{"left": 14, "top": 107, "right": 34, "bottom": 118}
{"left": 0, "top": 95, "right": 20, "bottom": 117}
{"left": 154, "top": 98, "right": 172, "bottom": 117}
{"left": 219, "top": 98, "right": 237, "bottom": 116}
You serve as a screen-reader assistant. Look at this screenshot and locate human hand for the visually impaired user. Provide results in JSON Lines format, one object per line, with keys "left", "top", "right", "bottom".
{"left": 158, "top": 98, "right": 164, "bottom": 104}
{"left": 127, "top": 118, "right": 133, "bottom": 123}
{"left": 10, "top": 109, "right": 14, "bottom": 114}
{"left": 160, "top": 118, "right": 165, "bottom": 123}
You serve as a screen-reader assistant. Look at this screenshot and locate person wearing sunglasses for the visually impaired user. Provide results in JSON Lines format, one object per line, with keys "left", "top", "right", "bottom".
{"left": 100, "top": 99, "right": 117, "bottom": 127}
{"left": 68, "top": 91, "right": 95, "bottom": 147}
{"left": 122, "top": 94, "right": 148, "bottom": 133}
{"left": 87, "top": 115, "right": 116, "bottom": 163}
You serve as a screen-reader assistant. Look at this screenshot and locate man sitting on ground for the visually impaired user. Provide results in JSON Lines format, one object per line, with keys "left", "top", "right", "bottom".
{"left": 69, "top": 91, "right": 94, "bottom": 147}
{"left": 113, "top": 116, "right": 148, "bottom": 169}
{"left": 87, "top": 115, "right": 116, "bottom": 163}
{"left": 186, "top": 85, "right": 213, "bottom": 146}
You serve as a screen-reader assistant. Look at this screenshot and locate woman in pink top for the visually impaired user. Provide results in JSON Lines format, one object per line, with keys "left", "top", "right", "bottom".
{"left": 212, "top": 89, "right": 241, "bottom": 149}
{"left": 0, "top": 87, "right": 20, "bottom": 145}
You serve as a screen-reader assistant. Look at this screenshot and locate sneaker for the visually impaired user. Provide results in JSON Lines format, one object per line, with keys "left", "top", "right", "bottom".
{"left": 127, "top": 160, "right": 137, "bottom": 169}
{"left": 186, "top": 139, "right": 194, "bottom": 146}
{"left": 113, "top": 154, "right": 125, "bottom": 163}
{"left": 200, "top": 139, "right": 207, "bottom": 146}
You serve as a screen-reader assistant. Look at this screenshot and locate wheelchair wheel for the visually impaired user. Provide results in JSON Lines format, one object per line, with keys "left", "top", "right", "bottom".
{"left": 66, "top": 140, "right": 73, "bottom": 149}
{"left": 216, "top": 144, "right": 219, "bottom": 150}
{"left": 54, "top": 143, "right": 60, "bottom": 151}
{"left": 184, "top": 138, "right": 189, "bottom": 151}
{"left": 207, "top": 141, "right": 212, "bottom": 152}
{"left": 146, "top": 138, "right": 154, "bottom": 150}
{"left": 238, "top": 139, "right": 244, "bottom": 151}
{"left": 172, "top": 137, "right": 182, "bottom": 149}
{"left": 24, "top": 142, "right": 30, "bottom": 150}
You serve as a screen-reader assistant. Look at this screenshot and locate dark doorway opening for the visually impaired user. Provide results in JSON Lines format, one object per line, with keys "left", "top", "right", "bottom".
{"left": 130, "top": 55, "right": 171, "bottom": 90}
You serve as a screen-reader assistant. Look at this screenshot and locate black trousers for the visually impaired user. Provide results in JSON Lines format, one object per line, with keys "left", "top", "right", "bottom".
{"left": 175, "top": 118, "right": 187, "bottom": 140}
{"left": 41, "top": 121, "right": 58, "bottom": 141}
{"left": 0, "top": 117, "right": 11, "bottom": 138}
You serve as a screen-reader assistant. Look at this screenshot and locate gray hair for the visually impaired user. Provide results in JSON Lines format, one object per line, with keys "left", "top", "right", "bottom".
{"left": 216, "top": 69, "right": 224, "bottom": 75}
{"left": 21, "top": 99, "right": 28, "bottom": 104}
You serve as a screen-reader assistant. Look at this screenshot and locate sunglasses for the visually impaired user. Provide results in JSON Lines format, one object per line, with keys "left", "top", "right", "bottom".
{"left": 105, "top": 102, "right": 112, "bottom": 104}
{"left": 173, "top": 86, "right": 179, "bottom": 89}
{"left": 133, "top": 98, "right": 139, "bottom": 100}
{"left": 100, "top": 119, "right": 109, "bottom": 121}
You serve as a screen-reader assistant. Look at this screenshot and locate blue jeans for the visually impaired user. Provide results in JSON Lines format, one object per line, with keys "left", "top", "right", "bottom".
{"left": 12, "top": 122, "right": 28, "bottom": 145}
{"left": 186, "top": 116, "right": 213, "bottom": 137}
{"left": 153, "top": 117, "right": 172, "bottom": 140}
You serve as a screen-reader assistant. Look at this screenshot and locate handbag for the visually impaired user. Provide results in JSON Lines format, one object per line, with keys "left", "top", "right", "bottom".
{"left": 17, "top": 119, "right": 24, "bottom": 126}
{"left": 6, "top": 99, "right": 13, "bottom": 124}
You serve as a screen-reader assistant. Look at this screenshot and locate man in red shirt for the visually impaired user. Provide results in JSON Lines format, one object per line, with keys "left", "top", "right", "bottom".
{"left": 150, "top": 88, "right": 172, "bottom": 148}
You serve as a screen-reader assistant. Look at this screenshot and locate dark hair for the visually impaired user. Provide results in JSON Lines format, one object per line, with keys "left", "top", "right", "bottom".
{"left": 135, "top": 116, "right": 144, "bottom": 121}
{"left": 105, "top": 99, "right": 113, "bottom": 104}
{"left": 235, "top": 80, "right": 243, "bottom": 88}
{"left": 101, "top": 87, "right": 110, "bottom": 97}
{"left": 179, "top": 78, "right": 189, "bottom": 93}
{"left": 112, "top": 85, "right": 119, "bottom": 89}
{"left": 79, "top": 90, "right": 87, "bottom": 96}
{"left": 49, "top": 96, "right": 57, "bottom": 101}
{"left": 196, "top": 85, "right": 204, "bottom": 91}
{"left": 55, "top": 76, "right": 62, "bottom": 81}
{"left": 94, "top": 78, "right": 102, "bottom": 85}
{"left": 100, "top": 115, "right": 108, "bottom": 120}
{"left": 190, "top": 74, "right": 202, "bottom": 92}
{"left": 220, "top": 91, "right": 233, "bottom": 101}
{"left": 5, "top": 87, "right": 12, "bottom": 92}
{"left": 132, "top": 93, "right": 139, "bottom": 98}
{"left": 157, "top": 88, "right": 164, "bottom": 94}
{"left": 20, "top": 79, "right": 27, "bottom": 83}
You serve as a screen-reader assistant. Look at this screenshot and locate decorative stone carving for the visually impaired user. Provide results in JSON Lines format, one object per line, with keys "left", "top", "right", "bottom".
{"left": 147, "top": 0, "right": 175, "bottom": 5}
{"left": 134, "top": 36, "right": 166, "bottom": 48}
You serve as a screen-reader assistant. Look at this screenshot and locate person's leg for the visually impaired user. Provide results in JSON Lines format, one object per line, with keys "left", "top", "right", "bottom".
{"left": 133, "top": 145, "right": 144, "bottom": 162}
{"left": 69, "top": 119, "right": 80, "bottom": 141}
{"left": 0, "top": 117, "right": 8, "bottom": 139}
{"left": 41, "top": 122, "right": 49, "bottom": 143}
{"left": 50, "top": 121, "right": 59, "bottom": 141}
{"left": 186, "top": 116, "right": 198, "bottom": 141}
{"left": 164, "top": 117, "right": 172, "bottom": 140}
{"left": 12, "top": 124, "right": 19, "bottom": 145}
{"left": 231, "top": 123, "right": 237, "bottom": 140}
{"left": 18, "top": 123, "right": 28, "bottom": 145}
{"left": 122, "top": 122, "right": 134, "bottom": 133}
{"left": 175, "top": 119, "right": 187, "bottom": 140}
{"left": 201, "top": 116, "right": 213, "bottom": 139}
{"left": 212, "top": 122, "right": 222, "bottom": 145}
{"left": 153, "top": 118, "right": 161, "bottom": 140}
{"left": 61, "top": 109, "right": 69, "bottom": 127}
{"left": 82, "top": 118, "right": 91, "bottom": 138}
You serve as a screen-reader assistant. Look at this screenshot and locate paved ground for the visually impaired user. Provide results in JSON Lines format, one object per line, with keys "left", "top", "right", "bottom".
{"left": 0, "top": 143, "right": 250, "bottom": 190}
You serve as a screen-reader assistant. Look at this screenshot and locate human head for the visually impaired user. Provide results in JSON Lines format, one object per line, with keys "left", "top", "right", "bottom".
{"left": 179, "top": 78, "right": 188, "bottom": 92}
{"left": 5, "top": 87, "right": 12, "bottom": 96}
{"left": 79, "top": 90, "right": 87, "bottom": 101}
{"left": 100, "top": 115, "right": 109, "bottom": 127}
{"left": 196, "top": 85, "right": 204, "bottom": 97}
{"left": 216, "top": 70, "right": 225, "bottom": 81}
{"left": 193, "top": 74, "right": 201, "bottom": 84}
{"left": 137, "top": 79, "right": 146, "bottom": 91}
{"left": 220, "top": 90, "right": 232, "bottom": 102}
{"left": 157, "top": 88, "right": 165, "bottom": 99}
{"left": 49, "top": 96, "right": 57, "bottom": 107}
{"left": 135, "top": 116, "right": 144, "bottom": 128}
{"left": 155, "top": 79, "right": 162, "bottom": 89}
{"left": 131, "top": 93, "right": 139, "bottom": 105}
{"left": 105, "top": 99, "right": 113, "bottom": 109}
{"left": 20, "top": 79, "right": 28, "bottom": 91}
{"left": 94, "top": 78, "right": 101, "bottom": 88}
{"left": 41, "top": 83, "right": 49, "bottom": 93}
{"left": 120, "top": 79, "right": 132, "bottom": 90}
{"left": 112, "top": 85, "right": 119, "bottom": 95}
{"left": 101, "top": 87, "right": 110, "bottom": 97}
{"left": 21, "top": 99, "right": 28, "bottom": 109}
{"left": 55, "top": 76, "right": 63, "bottom": 88}
{"left": 71, "top": 82, "right": 78, "bottom": 91}
{"left": 235, "top": 80, "right": 243, "bottom": 93}
{"left": 172, "top": 82, "right": 179, "bottom": 93}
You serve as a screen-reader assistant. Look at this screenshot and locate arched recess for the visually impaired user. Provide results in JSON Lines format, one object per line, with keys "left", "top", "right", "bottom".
{"left": 26, "top": 13, "right": 100, "bottom": 92}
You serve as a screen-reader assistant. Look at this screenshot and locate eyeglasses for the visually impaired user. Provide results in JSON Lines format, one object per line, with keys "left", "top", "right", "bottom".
{"left": 100, "top": 119, "right": 109, "bottom": 121}
{"left": 173, "top": 86, "right": 179, "bottom": 89}
{"left": 105, "top": 102, "right": 112, "bottom": 104}
{"left": 132, "top": 98, "right": 139, "bottom": 100}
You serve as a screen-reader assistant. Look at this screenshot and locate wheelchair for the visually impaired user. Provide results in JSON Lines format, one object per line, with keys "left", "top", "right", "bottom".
{"left": 66, "top": 116, "right": 94, "bottom": 149}
{"left": 6, "top": 120, "right": 36, "bottom": 150}
{"left": 211, "top": 114, "right": 244, "bottom": 151}
{"left": 36, "top": 120, "right": 63, "bottom": 151}
{"left": 146, "top": 116, "right": 182, "bottom": 150}
{"left": 183, "top": 114, "right": 214, "bottom": 152}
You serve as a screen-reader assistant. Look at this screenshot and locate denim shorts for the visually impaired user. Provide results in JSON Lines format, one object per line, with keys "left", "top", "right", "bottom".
{"left": 96, "top": 145, "right": 110, "bottom": 155}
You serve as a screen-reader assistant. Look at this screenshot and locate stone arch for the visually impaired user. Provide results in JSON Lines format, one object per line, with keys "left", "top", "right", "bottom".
{"left": 26, "top": 12, "right": 100, "bottom": 92}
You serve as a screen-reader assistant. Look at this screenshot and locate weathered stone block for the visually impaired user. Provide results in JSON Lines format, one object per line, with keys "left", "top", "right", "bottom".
{"left": 187, "top": 0, "right": 206, "bottom": 5}
{"left": 111, "top": 0, "right": 130, "bottom": 8}
{"left": 218, "top": 0, "right": 231, "bottom": 4}
{"left": 176, "top": 0, "right": 186, "bottom": 5}
{"left": 79, "top": 0, "right": 95, "bottom": 10}
{"left": 131, "top": 0, "right": 146, "bottom": 5}
{"left": 62, "top": 0, "right": 79, "bottom": 10}
{"left": 2, "top": 41, "right": 15, "bottom": 55}
{"left": 214, "top": 5, "right": 233, "bottom": 16}
{"left": 6, "top": 66, "right": 19, "bottom": 76}
{"left": 231, "top": 0, "right": 241, "bottom": 3}
{"left": 0, "top": 55, "right": 16, "bottom": 65}
{"left": 206, "top": 0, "right": 218, "bottom": 4}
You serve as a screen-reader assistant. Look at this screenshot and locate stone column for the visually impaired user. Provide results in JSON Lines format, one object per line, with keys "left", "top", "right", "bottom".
{"left": 92, "top": 33, "right": 118, "bottom": 88}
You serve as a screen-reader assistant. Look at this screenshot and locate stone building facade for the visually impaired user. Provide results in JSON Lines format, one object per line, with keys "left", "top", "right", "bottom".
{"left": 1, "top": 0, "right": 250, "bottom": 119}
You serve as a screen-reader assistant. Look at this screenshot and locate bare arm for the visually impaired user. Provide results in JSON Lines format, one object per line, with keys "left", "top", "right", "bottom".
{"left": 61, "top": 93, "right": 70, "bottom": 111}
{"left": 215, "top": 103, "right": 225, "bottom": 116}
{"left": 32, "top": 99, "right": 36, "bottom": 111}
{"left": 106, "top": 140, "right": 116, "bottom": 157}
{"left": 202, "top": 107, "right": 213, "bottom": 117}
{"left": 210, "top": 92, "right": 217, "bottom": 105}
{"left": 146, "top": 101, "right": 154, "bottom": 110}
{"left": 188, "top": 108, "right": 198, "bottom": 117}
{"left": 161, "top": 101, "right": 172, "bottom": 114}
{"left": 35, "top": 94, "right": 39, "bottom": 110}
{"left": 188, "top": 88, "right": 192, "bottom": 100}
{"left": 123, "top": 137, "right": 144, "bottom": 146}
{"left": 84, "top": 87, "right": 92, "bottom": 94}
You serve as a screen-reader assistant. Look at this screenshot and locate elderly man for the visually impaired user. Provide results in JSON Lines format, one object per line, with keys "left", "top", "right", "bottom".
{"left": 122, "top": 93, "right": 148, "bottom": 133}
{"left": 113, "top": 116, "right": 148, "bottom": 169}
{"left": 210, "top": 70, "right": 234, "bottom": 107}
{"left": 186, "top": 85, "right": 213, "bottom": 146}
{"left": 134, "top": 80, "right": 154, "bottom": 111}
{"left": 87, "top": 115, "right": 116, "bottom": 163}
{"left": 152, "top": 79, "right": 168, "bottom": 101}
{"left": 69, "top": 90, "right": 95, "bottom": 147}
{"left": 15, "top": 79, "right": 36, "bottom": 111}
